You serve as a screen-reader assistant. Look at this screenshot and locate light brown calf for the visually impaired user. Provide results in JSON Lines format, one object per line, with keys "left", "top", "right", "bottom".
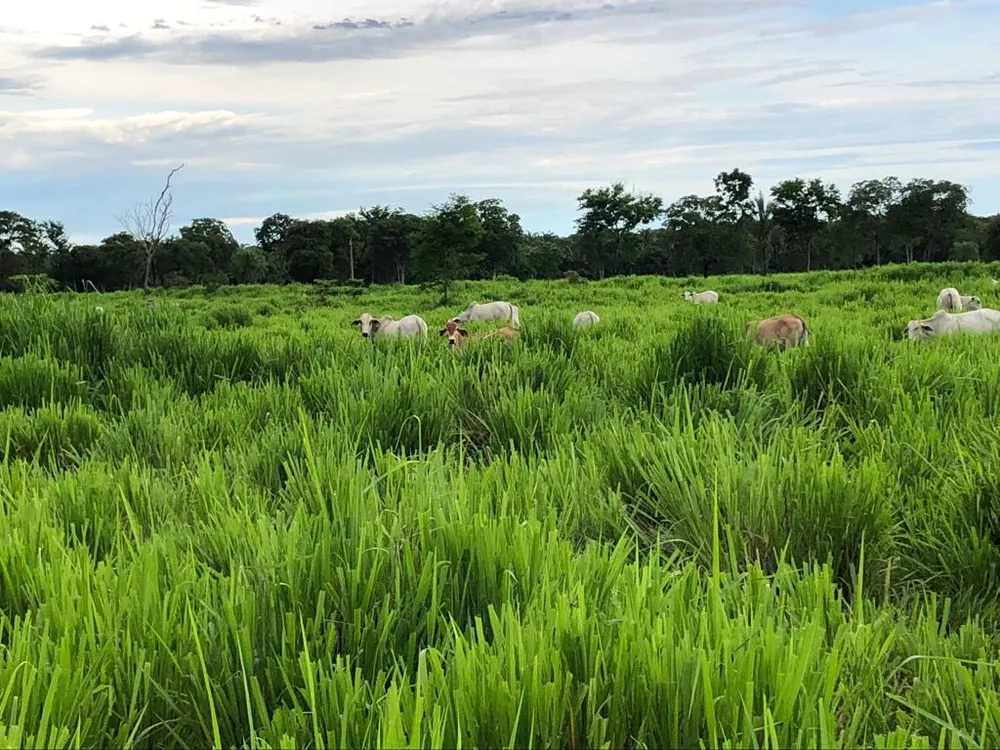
{"left": 747, "top": 314, "right": 810, "bottom": 351}
{"left": 439, "top": 320, "right": 518, "bottom": 349}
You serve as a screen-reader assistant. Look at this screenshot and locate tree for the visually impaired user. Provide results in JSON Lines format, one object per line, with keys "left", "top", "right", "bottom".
{"left": 888, "top": 179, "right": 970, "bottom": 263}
{"left": 712, "top": 168, "right": 755, "bottom": 272}
{"left": 769, "top": 178, "right": 841, "bottom": 271}
{"left": 575, "top": 182, "right": 664, "bottom": 278}
{"left": 412, "top": 194, "right": 484, "bottom": 305}
{"left": 179, "top": 218, "right": 240, "bottom": 274}
{"left": 229, "top": 245, "right": 269, "bottom": 284}
{"left": 713, "top": 168, "right": 754, "bottom": 222}
{"left": 662, "top": 195, "right": 729, "bottom": 277}
{"left": 984, "top": 215, "right": 1000, "bottom": 261}
{"left": 117, "top": 164, "right": 184, "bottom": 292}
{"left": 358, "top": 206, "right": 421, "bottom": 284}
{"left": 475, "top": 198, "right": 525, "bottom": 278}
{"left": 0, "top": 210, "right": 64, "bottom": 286}
{"left": 748, "top": 191, "right": 781, "bottom": 274}
{"left": 845, "top": 177, "right": 901, "bottom": 266}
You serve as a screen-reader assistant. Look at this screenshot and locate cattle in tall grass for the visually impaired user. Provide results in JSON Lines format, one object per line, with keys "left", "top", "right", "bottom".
{"left": 683, "top": 290, "right": 719, "bottom": 304}
{"left": 572, "top": 310, "right": 600, "bottom": 327}
{"left": 439, "top": 319, "right": 517, "bottom": 349}
{"left": 747, "top": 314, "right": 810, "bottom": 351}
{"left": 936, "top": 287, "right": 981, "bottom": 312}
{"left": 904, "top": 308, "right": 1000, "bottom": 340}
{"left": 452, "top": 301, "right": 521, "bottom": 329}
{"left": 351, "top": 312, "right": 428, "bottom": 341}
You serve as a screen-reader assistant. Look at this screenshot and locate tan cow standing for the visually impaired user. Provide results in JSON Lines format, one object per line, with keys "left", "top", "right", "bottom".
{"left": 748, "top": 314, "right": 810, "bottom": 350}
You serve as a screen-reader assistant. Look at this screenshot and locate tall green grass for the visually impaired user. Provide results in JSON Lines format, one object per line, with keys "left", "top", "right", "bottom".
{"left": 1, "top": 263, "right": 1000, "bottom": 747}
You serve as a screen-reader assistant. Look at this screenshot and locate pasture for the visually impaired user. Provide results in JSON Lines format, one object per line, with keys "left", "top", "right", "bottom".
{"left": 2, "top": 262, "right": 1000, "bottom": 748}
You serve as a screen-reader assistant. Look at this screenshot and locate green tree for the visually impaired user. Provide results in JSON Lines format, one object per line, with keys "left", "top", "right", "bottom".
{"left": 575, "top": 182, "right": 664, "bottom": 278}
{"left": 412, "top": 194, "right": 484, "bottom": 305}
{"left": 475, "top": 198, "right": 525, "bottom": 278}
{"left": 713, "top": 168, "right": 755, "bottom": 272}
{"left": 984, "top": 215, "right": 1000, "bottom": 260}
{"left": 748, "top": 191, "right": 781, "bottom": 274}
{"left": 179, "top": 218, "right": 240, "bottom": 275}
{"left": 662, "top": 195, "right": 728, "bottom": 277}
{"left": 887, "top": 179, "right": 970, "bottom": 262}
{"left": 0, "top": 210, "right": 63, "bottom": 286}
{"left": 845, "top": 177, "right": 901, "bottom": 266}
{"left": 229, "top": 245, "right": 269, "bottom": 284}
{"left": 358, "top": 205, "right": 421, "bottom": 284}
{"left": 769, "top": 178, "right": 841, "bottom": 271}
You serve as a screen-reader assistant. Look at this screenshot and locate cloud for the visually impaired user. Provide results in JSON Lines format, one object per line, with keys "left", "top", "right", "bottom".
{"left": 0, "top": 75, "right": 36, "bottom": 95}
{"left": 220, "top": 208, "right": 355, "bottom": 228}
{"left": 28, "top": 0, "right": 795, "bottom": 65}
{"left": 3, "top": 0, "right": 1000, "bottom": 245}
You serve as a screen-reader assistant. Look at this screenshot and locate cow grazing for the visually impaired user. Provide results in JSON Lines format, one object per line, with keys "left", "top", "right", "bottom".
{"left": 453, "top": 301, "right": 520, "bottom": 329}
{"left": 572, "top": 310, "right": 600, "bottom": 327}
{"left": 439, "top": 319, "right": 517, "bottom": 349}
{"left": 936, "top": 287, "right": 981, "bottom": 312}
{"left": 748, "top": 314, "right": 810, "bottom": 350}
{"left": 683, "top": 290, "right": 719, "bottom": 304}
{"left": 351, "top": 312, "right": 428, "bottom": 341}
{"left": 904, "top": 308, "right": 1000, "bottom": 340}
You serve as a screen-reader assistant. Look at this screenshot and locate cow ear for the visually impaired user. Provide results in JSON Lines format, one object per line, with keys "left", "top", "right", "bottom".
{"left": 350, "top": 319, "right": 361, "bottom": 326}
{"left": 438, "top": 328, "right": 447, "bottom": 336}
{"left": 458, "top": 328, "right": 469, "bottom": 336}
{"left": 921, "top": 324, "right": 933, "bottom": 332}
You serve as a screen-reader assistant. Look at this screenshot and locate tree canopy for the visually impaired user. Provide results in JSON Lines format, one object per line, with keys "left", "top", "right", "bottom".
{"left": 4, "top": 167, "right": 995, "bottom": 293}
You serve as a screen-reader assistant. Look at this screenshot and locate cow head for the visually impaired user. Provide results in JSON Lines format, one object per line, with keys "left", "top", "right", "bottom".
{"left": 439, "top": 319, "right": 470, "bottom": 349}
{"left": 903, "top": 319, "right": 934, "bottom": 340}
{"left": 969, "top": 296, "right": 982, "bottom": 310}
{"left": 351, "top": 312, "right": 377, "bottom": 339}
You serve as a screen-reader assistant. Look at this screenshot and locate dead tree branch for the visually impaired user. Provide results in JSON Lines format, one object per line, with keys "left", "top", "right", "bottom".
{"left": 116, "top": 164, "right": 184, "bottom": 292}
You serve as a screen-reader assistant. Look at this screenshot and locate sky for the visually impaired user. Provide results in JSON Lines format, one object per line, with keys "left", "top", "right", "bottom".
{"left": 1, "top": 0, "right": 999, "bottom": 245}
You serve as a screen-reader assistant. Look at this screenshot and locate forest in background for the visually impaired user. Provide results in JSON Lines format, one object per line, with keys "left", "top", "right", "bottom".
{"left": 2, "top": 167, "right": 999, "bottom": 294}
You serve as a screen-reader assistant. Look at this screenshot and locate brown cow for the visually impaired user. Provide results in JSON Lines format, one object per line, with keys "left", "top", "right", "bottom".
{"left": 439, "top": 320, "right": 518, "bottom": 349}
{"left": 747, "top": 314, "right": 810, "bottom": 350}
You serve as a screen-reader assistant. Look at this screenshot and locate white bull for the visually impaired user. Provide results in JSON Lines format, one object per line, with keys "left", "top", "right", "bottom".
{"left": 350, "top": 312, "right": 428, "bottom": 341}
{"left": 683, "top": 290, "right": 719, "bottom": 304}
{"left": 904, "top": 308, "right": 1000, "bottom": 340}
{"left": 572, "top": 310, "right": 600, "bottom": 327}
{"left": 936, "top": 287, "right": 981, "bottom": 312}
{"left": 453, "top": 301, "right": 520, "bottom": 329}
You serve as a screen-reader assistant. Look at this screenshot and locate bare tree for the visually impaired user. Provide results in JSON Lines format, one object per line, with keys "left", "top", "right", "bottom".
{"left": 116, "top": 164, "right": 184, "bottom": 292}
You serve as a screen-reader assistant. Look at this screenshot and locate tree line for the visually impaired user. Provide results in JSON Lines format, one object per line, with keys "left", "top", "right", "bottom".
{"left": 3, "top": 167, "right": 999, "bottom": 296}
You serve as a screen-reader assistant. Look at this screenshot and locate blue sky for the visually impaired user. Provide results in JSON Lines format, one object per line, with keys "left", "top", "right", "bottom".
{"left": 1, "top": 0, "right": 999, "bottom": 245}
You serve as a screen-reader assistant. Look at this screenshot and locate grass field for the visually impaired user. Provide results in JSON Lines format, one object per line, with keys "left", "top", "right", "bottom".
{"left": 2, "top": 262, "right": 1000, "bottom": 748}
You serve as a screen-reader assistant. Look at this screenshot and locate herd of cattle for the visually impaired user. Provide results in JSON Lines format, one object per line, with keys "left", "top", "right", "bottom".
{"left": 349, "top": 284, "right": 1000, "bottom": 350}
{"left": 348, "top": 295, "right": 814, "bottom": 351}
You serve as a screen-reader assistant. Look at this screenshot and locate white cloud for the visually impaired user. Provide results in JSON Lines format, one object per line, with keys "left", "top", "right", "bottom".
{"left": 1, "top": 0, "right": 1000, "bottom": 244}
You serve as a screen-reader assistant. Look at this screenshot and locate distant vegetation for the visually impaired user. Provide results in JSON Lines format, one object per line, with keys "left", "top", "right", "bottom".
{"left": 2, "top": 266, "right": 1000, "bottom": 746}
{"left": 2, "top": 168, "right": 999, "bottom": 297}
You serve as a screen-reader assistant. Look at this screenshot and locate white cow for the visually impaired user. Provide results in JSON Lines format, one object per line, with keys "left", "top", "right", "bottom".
{"left": 936, "top": 287, "right": 981, "bottom": 312}
{"left": 350, "top": 312, "right": 428, "bottom": 341}
{"left": 572, "top": 310, "right": 600, "bottom": 327}
{"left": 683, "top": 290, "right": 719, "bottom": 304}
{"left": 904, "top": 308, "right": 1000, "bottom": 340}
{"left": 453, "top": 301, "right": 520, "bottom": 329}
